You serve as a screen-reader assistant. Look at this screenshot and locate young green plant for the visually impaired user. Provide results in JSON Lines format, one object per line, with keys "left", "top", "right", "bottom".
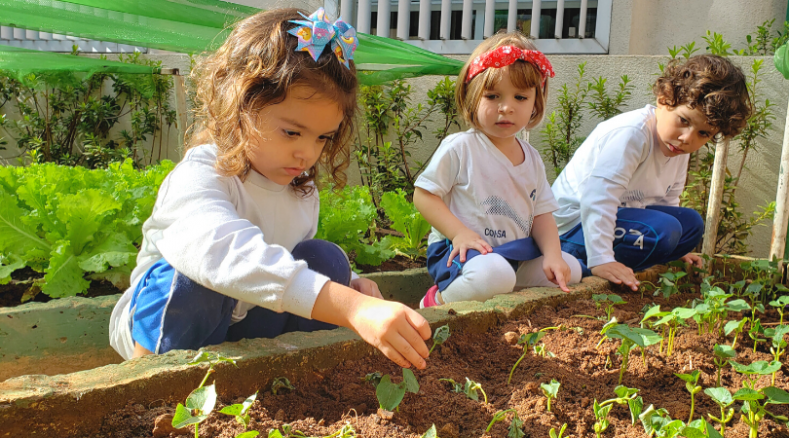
{"left": 540, "top": 379, "right": 561, "bottom": 411}
{"left": 485, "top": 409, "right": 525, "bottom": 438}
{"left": 712, "top": 344, "right": 737, "bottom": 387}
{"left": 592, "top": 385, "right": 643, "bottom": 438}
{"left": 549, "top": 424, "right": 568, "bottom": 438}
{"left": 429, "top": 324, "right": 450, "bottom": 354}
{"left": 766, "top": 324, "right": 789, "bottom": 385}
{"left": 375, "top": 368, "right": 420, "bottom": 412}
{"left": 593, "top": 294, "right": 627, "bottom": 321}
{"left": 440, "top": 377, "right": 488, "bottom": 404}
{"left": 675, "top": 370, "right": 702, "bottom": 423}
{"left": 768, "top": 296, "right": 789, "bottom": 324}
{"left": 704, "top": 387, "right": 735, "bottom": 435}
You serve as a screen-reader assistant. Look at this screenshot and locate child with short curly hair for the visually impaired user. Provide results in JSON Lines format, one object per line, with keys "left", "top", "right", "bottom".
{"left": 414, "top": 31, "right": 583, "bottom": 308}
{"left": 109, "top": 8, "right": 432, "bottom": 370}
{"left": 552, "top": 54, "right": 752, "bottom": 290}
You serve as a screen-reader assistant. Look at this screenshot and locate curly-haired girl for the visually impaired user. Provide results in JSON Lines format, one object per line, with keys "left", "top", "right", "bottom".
{"left": 109, "top": 8, "right": 432, "bottom": 370}
{"left": 552, "top": 54, "right": 752, "bottom": 290}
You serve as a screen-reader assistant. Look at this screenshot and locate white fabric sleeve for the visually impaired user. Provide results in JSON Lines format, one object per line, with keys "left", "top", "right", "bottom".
{"left": 414, "top": 141, "right": 460, "bottom": 197}
{"left": 580, "top": 176, "right": 628, "bottom": 267}
{"left": 579, "top": 127, "right": 650, "bottom": 267}
{"left": 152, "top": 160, "right": 328, "bottom": 319}
{"left": 656, "top": 172, "right": 686, "bottom": 207}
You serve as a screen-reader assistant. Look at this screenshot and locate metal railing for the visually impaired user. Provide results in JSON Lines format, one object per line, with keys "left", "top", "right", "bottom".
{"left": 333, "top": 0, "right": 612, "bottom": 54}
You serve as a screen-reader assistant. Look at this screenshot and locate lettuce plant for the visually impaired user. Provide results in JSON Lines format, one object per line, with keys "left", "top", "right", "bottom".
{"left": 380, "top": 189, "right": 431, "bottom": 260}
{"left": 0, "top": 159, "right": 173, "bottom": 298}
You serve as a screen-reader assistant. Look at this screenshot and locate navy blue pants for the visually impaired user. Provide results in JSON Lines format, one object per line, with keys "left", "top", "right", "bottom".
{"left": 129, "top": 239, "right": 351, "bottom": 354}
{"left": 559, "top": 205, "right": 703, "bottom": 274}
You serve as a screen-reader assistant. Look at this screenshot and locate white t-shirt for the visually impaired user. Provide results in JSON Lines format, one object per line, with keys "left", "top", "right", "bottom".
{"left": 109, "top": 144, "right": 331, "bottom": 360}
{"left": 415, "top": 129, "right": 558, "bottom": 248}
{"left": 551, "top": 105, "right": 689, "bottom": 267}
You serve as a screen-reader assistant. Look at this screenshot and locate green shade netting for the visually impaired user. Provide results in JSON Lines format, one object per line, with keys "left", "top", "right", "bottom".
{"left": 0, "top": 45, "right": 161, "bottom": 81}
{"left": 0, "top": 0, "right": 463, "bottom": 84}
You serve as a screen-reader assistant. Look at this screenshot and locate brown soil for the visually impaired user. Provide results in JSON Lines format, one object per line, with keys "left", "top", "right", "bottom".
{"left": 0, "top": 267, "right": 122, "bottom": 308}
{"left": 91, "top": 290, "right": 789, "bottom": 438}
{"left": 356, "top": 255, "right": 426, "bottom": 274}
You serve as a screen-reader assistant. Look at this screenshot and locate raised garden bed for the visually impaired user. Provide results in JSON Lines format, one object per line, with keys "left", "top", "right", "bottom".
{"left": 84, "top": 286, "right": 789, "bottom": 438}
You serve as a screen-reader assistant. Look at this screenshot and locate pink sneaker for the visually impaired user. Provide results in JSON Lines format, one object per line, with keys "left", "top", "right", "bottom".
{"left": 420, "top": 285, "right": 440, "bottom": 309}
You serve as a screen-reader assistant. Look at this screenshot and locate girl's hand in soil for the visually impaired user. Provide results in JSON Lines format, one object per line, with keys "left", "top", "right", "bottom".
{"left": 680, "top": 253, "right": 704, "bottom": 269}
{"left": 591, "top": 261, "right": 639, "bottom": 291}
{"left": 543, "top": 255, "right": 571, "bottom": 293}
{"left": 449, "top": 228, "right": 492, "bottom": 265}
{"left": 351, "top": 277, "right": 383, "bottom": 299}
{"left": 312, "top": 281, "right": 431, "bottom": 369}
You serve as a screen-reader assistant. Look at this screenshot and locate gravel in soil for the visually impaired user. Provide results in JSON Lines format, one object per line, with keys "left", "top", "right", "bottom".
{"left": 92, "top": 290, "right": 789, "bottom": 438}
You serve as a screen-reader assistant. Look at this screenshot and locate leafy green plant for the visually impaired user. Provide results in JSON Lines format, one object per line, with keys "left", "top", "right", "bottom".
{"left": 712, "top": 344, "right": 736, "bottom": 386}
{"left": 747, "top": 318, "right": 768, "bottom": 353}
{"left": 768, "top": 296, "right": 789, "bottom": 325}
{"left": 587, "top": 75, "right": 634, "bottom": 121}
{"left": 724, "top": 317, "right": 749, "bottom": 349}
{"left": 765, "top": 324, "right": 789, "bottom": 385}
{"left": 380, "top": 189, "right": 430, "bottom": 260}
{"left": 271, "top": 377, "right": 295, "bottom": 395}
{"left": 172, "top": 351, "right": 258, "bottom": 438}
{"left": 375, "top": 368, "right": 419, "bottom": 412}
{"left": 540, "top": 379, "right": 560, "bottom": 411}
{"left": 541, "top": 62, "right": 589, "bottom": 174}
{"left": 430, "top": 324, "right": 451, "bottom": 353}
{"left": 0, "top": 159, "right": 173, "bottom": 299}
{"left": 733, "top": 385, "right": 789, "bottom": 438}
{"left": 439, "top": 377, "right": 486, "bottom": 403}
{"left": 593, "top": 293, "right": 627, "bottom": 321}
{"left": 704, "top": 387, "right": 735, "bottom": 435}
{"left": 592, "top": 385, "right": 643, "bottom": 438}
{"left": 485, "top": 409, "right": 524, "bottom": 438}
{"left": 675, "top": 370, "right": 702, "bottom": 423}
{"left": 644, "top": 306, "right": 697, "bottom": 356}
{"left": 315, "top": 185, "right": 394, "bottom": 267}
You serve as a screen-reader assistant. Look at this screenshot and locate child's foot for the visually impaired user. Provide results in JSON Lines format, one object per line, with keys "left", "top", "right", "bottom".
{"left": 419, "top": 285, "right": 441, "bottom": 309}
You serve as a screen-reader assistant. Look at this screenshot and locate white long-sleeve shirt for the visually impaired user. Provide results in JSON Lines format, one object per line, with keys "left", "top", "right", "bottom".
{"left": 551, "top": 105, "right": 688, "bottom": 267}
{"left": 110, "top": 144, "right": 330, "bottom": 359}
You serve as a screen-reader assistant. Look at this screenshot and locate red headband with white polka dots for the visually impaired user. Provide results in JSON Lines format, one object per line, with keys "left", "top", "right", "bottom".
{"left": 466, "top": 45, "right": 555, "bottom": 84}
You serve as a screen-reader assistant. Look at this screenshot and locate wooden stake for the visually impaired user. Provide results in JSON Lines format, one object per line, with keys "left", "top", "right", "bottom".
{"left": 173, "top": 74, "right": 188, "bottom": 153}
{"left": 702, "top": 138, "right": 730, "bottom": 262}
{"left": 769, "top": 99, "right": 789, "bottom": 266}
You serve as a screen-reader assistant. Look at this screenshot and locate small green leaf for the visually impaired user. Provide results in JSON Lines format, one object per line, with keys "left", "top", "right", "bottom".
{"left": 763, "top": 386, "right": 789, "bottom": 404}
{"left": 675, "top": 370, "right": 700, "bottom": 384}
{"left": 172, "top": 403, "right": 206, "bottom": 428}
{"left": 628, "top": 396, "right": 643, "bottom": 425}
{"left": 727, "top": 299, "right": 751, "bottom": 312}
{"left": 432, "top": 324, "right": 451, "bottom": 345}
{"left": 376, "top": 375, "right": 406, "bottom": 411}
{"left": 713, "top": 344, "right": 737, "bottom": 359}
{"left": 540, "top": 379, "right": 561, "bottom": 398}
{"left": 420, "top": 424, "right": 438, "bottom": 438}
{"left": 733, "top": 388, "right": 765, "bottom": 401}
{"left": 403, "top": 368, "right": 420, "bottom": 394}
{"left": 730, "top": 360, "right": 782, "bottom": 375}
{"left": 704, "top": 387, "right": 733, "bottom": 406}
{"left": 236, "top": 432, "right": 260, "bottom": 438}
{"left": 186, "top": 384, "right": 217, "bottom": 415}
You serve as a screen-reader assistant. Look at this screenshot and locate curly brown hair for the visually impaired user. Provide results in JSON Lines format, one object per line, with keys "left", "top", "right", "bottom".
{"left": 188, "top": 8, "right": 358, "bottom": 195}
{"left": 653, "top": 54, "right": 752, "bottom": 139}
{"left": 456, "top": 31, "right": 549, "bottom": 130}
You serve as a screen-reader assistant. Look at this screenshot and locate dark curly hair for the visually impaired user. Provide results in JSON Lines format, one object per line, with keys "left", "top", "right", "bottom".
{"left": 188, "top": 8, "right": 358, "bottom": 196}
{"left": 653, "top": 54, "right": 752, "bottom": 139}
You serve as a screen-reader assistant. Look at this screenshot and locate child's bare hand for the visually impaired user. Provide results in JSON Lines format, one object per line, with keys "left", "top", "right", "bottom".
{"left": 449, "top": 229, "right": 492, "bottom": 266}
{"left": 680, "top": 253, "right": 704, "bottom": 269}
{"left": 543, "top": 255, "right": 572, "bottom": 292}
{"left": 347, "top": 298, "right": 431, "bottom": 369}
{"left": 350, "top": 277, "right": 383, "bottom": 299}
{"left": 591, "top": 262, "right": 639, "bottom": 291}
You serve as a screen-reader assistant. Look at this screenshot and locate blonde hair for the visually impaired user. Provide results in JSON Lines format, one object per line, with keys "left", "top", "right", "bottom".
{"left": 456, "top": 31, "right": 549, "bottom": 130}
{"left": 188, "top": 8, "right": 358, "bottom": 195}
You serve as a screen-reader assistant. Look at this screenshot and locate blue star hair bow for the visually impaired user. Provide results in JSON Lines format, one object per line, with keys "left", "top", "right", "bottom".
{"left": 287, "top": 7, "right": 358, "bottom": 69}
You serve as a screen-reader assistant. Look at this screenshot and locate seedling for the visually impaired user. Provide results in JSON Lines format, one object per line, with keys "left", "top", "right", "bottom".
{"left": 655, "top": 270, "right": 687, "bottom": 298}
{"left": 768, "top": 296, "right": 789, "bottom": 325}
{"left": 592, "top": 293, "right": 627, "bottom": 321}
{"left": 733, "top": 386, "right": 789, "bottom": 438}
{"left": 704, "top": 387, "right": 734, "bottom": 435}
{"left": 712, "top": 344, "right": 736, "bottom": 386}
{"left": 675, "top": 370, "right": 702, "bottom": 423}
{"left": 485, "top": 409, "right": 524, "bottom": 438}
{"left": 507, "top": 331, "right": 546, "bottom": 384}
{"left": 171, "top": 351, "right": 258, "bottom": 438}
{"left": 540, "top": 379, "right": 560, "bottom": 411}
{"left": 271, "top": 377, "right": 295, "bottom": 395}
{"left": 363, "top": 372, "right": 383, "bottom": 387}
{"left": 724, "top": 317, "right": 748, "bottom": 349}
{"left": 375, "top": 368, "right": 419, "bottom": 412}
{"left": 748, "top": 318, "right": 768, "bottom": 353}
{"left": 429, "top": 324, "right": 450, "bottom": 354}
{"left": 440, "top": 377, "right": 487, "bottom": 404}
{"left": 639, "top": 406, "right": 720, "bottom": 438}
{"left": 600, "top": 323, "right": 660, "bottom": 383}
{"left": 592, "top": 385, "right": 642, "bottom": 437}
{"left": 651, "top": 306, "right": 697, "bottom": 356}
{"left": 766, "top": 324, "right": 789, "bottom": 385}
{"left": 549, "top": 424, "right": 568, "bottom": 438}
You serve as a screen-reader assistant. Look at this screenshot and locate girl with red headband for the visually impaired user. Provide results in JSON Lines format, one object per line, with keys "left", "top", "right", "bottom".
{"left": 414, "top": 32, "right": 582, "bottom": 308}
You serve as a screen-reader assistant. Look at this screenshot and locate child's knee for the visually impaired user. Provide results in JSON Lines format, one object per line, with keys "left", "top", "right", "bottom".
{"left": 655, "top": 217, "right": 683, "bottom": 254}
{"left": 292, "top": 239, "right": 351, "bottom": 285}
{"left": 452, "top": 254, "right": 516, "bottom": 301}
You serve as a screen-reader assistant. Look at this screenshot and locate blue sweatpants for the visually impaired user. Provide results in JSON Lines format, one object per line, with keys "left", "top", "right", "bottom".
{"left": 559, "top": 205, "right": 703, "bottom": 274}
{"left": 129, "top": 239, "right": 351, "bottom": 355}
